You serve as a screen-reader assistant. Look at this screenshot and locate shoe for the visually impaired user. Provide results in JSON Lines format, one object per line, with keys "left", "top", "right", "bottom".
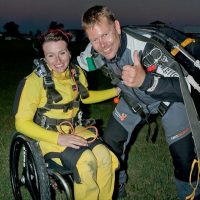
{"left": 113, "top": 183, "right": 127, "bottom": 199}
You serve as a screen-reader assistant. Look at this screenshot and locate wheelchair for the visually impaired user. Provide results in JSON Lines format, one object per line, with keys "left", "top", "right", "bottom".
{"left": 9, "top": 132, "right": 74, "bottom": 200}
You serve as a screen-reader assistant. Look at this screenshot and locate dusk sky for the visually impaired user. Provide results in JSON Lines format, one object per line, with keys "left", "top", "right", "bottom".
{"left": 1, "top": 0, "right": 200, "bottom": 34}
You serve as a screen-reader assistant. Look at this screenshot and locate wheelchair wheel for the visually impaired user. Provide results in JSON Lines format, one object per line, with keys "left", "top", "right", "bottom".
{"left": 10, "top": 133, "right": 51, "bottom": 200}
{"left": 49, "top": 171, "right": 73, "bottom": 200}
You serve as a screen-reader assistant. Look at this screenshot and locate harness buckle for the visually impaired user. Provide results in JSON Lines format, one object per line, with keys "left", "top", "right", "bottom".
{"left": 158, "top": 102, "right": 170, "bottom": 117}
{"left": 132, "top": 104, "right": 142, "bottom": 113}
{"left": 41, "top": 115, "right": 47, "bottom": 128}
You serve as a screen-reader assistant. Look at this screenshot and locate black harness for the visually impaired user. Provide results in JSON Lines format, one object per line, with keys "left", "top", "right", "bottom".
{"left": 91, "top": 43, "right": 170, "bottom": 120}
{"left": 33, "top": 59, "right": 89, "bottom": 130}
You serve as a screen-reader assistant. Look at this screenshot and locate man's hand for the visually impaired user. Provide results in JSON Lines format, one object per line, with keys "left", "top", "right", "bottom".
{"left": 122, "top": 50, "right": 146, "bottom": 88}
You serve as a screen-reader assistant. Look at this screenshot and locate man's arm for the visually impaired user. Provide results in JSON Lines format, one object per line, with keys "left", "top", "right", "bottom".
{"left": 122, "top": 51, "right": 183, "bottom": 102}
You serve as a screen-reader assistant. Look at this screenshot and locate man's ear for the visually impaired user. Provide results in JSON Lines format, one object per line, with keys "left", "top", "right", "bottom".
{"left": 114, "top": 20, "right": 121, "bottom": 34}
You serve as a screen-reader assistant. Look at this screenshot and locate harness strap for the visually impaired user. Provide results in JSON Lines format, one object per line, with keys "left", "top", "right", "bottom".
{"left": 69, "top": 62, "right": 89, "bottom": 99}
{"left": 158, "top": 102, "right": 171, "bottom": 117}
{"left": 34, "top": 114, "right": 73, "bottom": 130}
{"left": 122, "top": 93, "right": 147, "bottom": 119}
{"left": 171, "top": 38, "right": 195, "bottom": 56}
{"left": 99, "top": 65, "right": 147, "bottom": 118}
{"left": 171, "top": 61, "right": 200, "bottom": 200}
{"left": 33, "top": 59, "right": 63, "bottom": 103}
{"left": 186, "top": 159, "right": 200, "bottom": 200}
{"left": 61, "top": 146, "right": 88, "bottom": 183}
{"left": 43, "top": 99, "right": 80, "bottom": 112}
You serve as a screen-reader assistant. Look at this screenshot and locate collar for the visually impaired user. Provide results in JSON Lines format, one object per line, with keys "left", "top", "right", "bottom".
{"left": 107, "top": 32, "right": 127, "bottom": 63}
{"left": 52, "top": 68, "right": 70, "bottom": 80}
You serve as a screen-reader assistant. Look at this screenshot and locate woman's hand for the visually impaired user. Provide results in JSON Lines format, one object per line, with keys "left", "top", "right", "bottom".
{"left": 57, "top": 133, "right": 88, "bottom": 149}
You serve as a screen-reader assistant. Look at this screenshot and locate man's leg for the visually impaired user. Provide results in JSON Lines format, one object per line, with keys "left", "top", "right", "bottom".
{"left": 103, "top": 115, "right": 129, "bottom": 198}
{"left": 162, "top": 102, "right": 200, "bottom": 199}
{"left": 103, "top": 114, "right": 142, "bottom": 199}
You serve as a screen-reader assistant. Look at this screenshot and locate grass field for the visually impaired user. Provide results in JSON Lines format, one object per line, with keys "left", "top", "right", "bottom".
{"left": 0, "top": 40, "right": 179, "bottom": 199}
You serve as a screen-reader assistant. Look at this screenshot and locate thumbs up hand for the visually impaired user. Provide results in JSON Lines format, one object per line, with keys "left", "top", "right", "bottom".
{"left": 122, "top": 50, "right": 146, "bottom": 88}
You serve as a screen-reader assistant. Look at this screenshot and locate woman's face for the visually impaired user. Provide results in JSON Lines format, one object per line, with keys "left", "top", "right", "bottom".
{"left": 42, "top": 40, "right": 70, "bottom": 73}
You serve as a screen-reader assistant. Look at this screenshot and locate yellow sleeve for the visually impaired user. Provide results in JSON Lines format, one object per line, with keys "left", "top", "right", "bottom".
{"left": 15, "top": 72, "right": 59, "bottom": 145}
{"left": 77, "top": 65, "right": 117, "bottom": 104}
{"left": 81, "top": 88, "right": 117, "bottom": 104}
{"left": 16, "top": 120, "right": 59, "bottom": 144}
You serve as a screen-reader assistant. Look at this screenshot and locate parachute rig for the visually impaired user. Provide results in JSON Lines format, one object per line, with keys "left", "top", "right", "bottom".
{"left": 123, "top": 25, "right": 200, "bottom": 200}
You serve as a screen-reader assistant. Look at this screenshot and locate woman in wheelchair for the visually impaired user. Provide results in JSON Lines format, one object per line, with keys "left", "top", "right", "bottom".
{"left": 13, "top": 29, "right": 119, "bottom": 200}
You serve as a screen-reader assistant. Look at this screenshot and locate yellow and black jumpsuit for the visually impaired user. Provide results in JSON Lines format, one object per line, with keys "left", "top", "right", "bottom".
{"left": 15, "top": 66, "right": 119, "bottom": 200}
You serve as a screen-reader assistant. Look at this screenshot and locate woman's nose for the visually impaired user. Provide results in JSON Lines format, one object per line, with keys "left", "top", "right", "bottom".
{"left": 55, "top": 56, "right": 62, "bottom": 63}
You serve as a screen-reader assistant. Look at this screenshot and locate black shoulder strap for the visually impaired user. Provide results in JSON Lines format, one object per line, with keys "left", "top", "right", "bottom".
{"left": 33, "top": 58, "right": 62, "bottom": 103}
{"left": 69, "top": 62, "right": 89, "bottom": 99}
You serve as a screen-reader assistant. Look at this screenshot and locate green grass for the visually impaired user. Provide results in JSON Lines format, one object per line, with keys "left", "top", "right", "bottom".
{"left": 0, "top": 40, "right": 178, "bottom": 199}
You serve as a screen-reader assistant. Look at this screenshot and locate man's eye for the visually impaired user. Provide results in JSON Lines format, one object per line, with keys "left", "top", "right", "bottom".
{"left": 47, "top": 54, "right": 54, "bottom": 58}
{"left": 60, "top": 51, "right": 66, "bottom": 55}
{"left": 92, "top": 38, "right": 98, "bottom": 43}
{"left": 102, "top": 33, "right": 108, "bottom": 38}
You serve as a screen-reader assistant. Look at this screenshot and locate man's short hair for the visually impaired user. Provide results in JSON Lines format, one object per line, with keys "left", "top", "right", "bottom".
{"left": 82, "top": 5, "right": 116, "bottom": 30}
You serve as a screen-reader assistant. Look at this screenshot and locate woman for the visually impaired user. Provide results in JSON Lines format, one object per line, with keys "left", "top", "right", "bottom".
{"left": 14, "top": 29, "right": 119, "bottom": 200}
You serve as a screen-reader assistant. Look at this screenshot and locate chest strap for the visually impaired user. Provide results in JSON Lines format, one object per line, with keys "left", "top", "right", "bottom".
{"left": 35, "top": 115, "right": 73, "bottom": 131}
{"left": 101, "top": 63, "right": 170, "bottom": 118}
{"left": 121, "top": 93, "right": 147, "bottom": 119}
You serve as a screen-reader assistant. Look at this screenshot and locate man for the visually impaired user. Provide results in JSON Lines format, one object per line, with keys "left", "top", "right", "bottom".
{"left": 76, "top": 5, "right": 200, "bottom": 199}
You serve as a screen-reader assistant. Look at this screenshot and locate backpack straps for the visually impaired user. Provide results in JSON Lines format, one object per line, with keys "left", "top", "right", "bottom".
{"left": 33, "top": 59, "right": 89, "bottom": 129}
{"left": 123, "top": 27, "right": 200, "bottom": 159}
{"left": 69, "top": 62, "right": 89, "bottom": 99}
{"left": 33, "top": 58, "right": 62, "bottom": 103}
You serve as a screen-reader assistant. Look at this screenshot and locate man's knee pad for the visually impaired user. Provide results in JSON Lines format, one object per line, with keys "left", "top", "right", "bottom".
{"left": 169, "top": 133, "right": 198, "bottom": 182}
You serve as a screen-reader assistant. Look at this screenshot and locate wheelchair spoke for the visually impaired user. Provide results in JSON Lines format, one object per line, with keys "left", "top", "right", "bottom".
{"left": 49, "top": 171, "right": 74, "bottom": 200}
{"left": 23, "top": 150, "right": 40, "bottom": 199}
{"left": 10, "top": 133, "right": 72, "bottom": 200}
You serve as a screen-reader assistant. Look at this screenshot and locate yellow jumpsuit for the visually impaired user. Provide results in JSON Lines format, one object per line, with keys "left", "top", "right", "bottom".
{"left": 15, "top": 66, "right": 119, "bottom": 200}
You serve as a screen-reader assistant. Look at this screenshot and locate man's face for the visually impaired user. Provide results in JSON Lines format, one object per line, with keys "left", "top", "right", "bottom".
{"left": 86, "top": 17, "right": 121, "bottom": 60}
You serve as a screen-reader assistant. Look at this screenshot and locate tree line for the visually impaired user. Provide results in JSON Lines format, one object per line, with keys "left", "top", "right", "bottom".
{"left": 1, "top": 21, "right": 65, "bottom": 38}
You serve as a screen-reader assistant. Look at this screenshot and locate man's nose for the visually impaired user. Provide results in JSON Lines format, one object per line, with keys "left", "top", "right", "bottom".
{"left": 99, "top": 38, "right": 106, "bottom": 48}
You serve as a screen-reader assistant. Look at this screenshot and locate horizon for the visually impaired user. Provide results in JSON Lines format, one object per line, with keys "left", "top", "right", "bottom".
{"left": 1, "top": 0, "right": 200, "bottom": 34}
{"left": 1, "top": 20, "right": 199, "bottom": 35}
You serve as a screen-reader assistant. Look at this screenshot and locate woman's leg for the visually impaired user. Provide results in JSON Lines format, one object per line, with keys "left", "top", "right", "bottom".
{"left": 92, "top": 144, "right": 119, "bottom": 200}
{"left": 74, "top": 149, "right": 99, "bottom": 200}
